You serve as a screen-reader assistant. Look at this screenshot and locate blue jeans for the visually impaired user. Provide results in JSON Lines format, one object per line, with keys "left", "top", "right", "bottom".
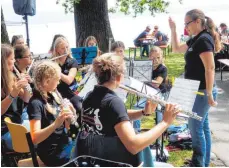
{"left": 189, "top": 87, "right": 217, "bottom": 167}
{"left": 1, "top": 109, "right": 30, "bottom": 151}
{"left": 141, "top": 44, "right": 149, "bottom": 57}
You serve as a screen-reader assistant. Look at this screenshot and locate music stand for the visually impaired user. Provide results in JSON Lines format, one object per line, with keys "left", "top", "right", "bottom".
{"left": 71, "top": 47, "right": 98, "bottom": 66}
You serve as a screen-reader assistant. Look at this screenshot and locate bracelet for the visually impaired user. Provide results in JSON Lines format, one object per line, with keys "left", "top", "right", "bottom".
{"left": 142, "top": 110, "right": 151, "bottom": 116}
{"left": 8, "top": 94, "right": 15, "bottom": 101}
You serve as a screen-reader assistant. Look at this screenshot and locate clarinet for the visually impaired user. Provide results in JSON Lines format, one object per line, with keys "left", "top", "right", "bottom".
{"left": 54, "top": 90, "right": 79, "bottom": 138}
{"left": 119, "top": 84, "right": 203, "bottom": 121}
{"left": 13, "top": 65, "right": 33, "bottom": 95}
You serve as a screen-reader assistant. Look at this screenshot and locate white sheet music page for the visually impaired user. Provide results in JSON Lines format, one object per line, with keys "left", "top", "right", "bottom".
{"left": 168, "top": 78, "right": 200, "bottom": 111}
{"left": 132, "top": 61, "right": 152, "bottom": 82}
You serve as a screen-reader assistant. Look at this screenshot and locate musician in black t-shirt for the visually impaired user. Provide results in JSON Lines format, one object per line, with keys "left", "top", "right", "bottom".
{"left": 149, "top": 46, "right": 168, "bottom": 93}
{"left": 52, "top": 37, "right": 82, "bottom": 113}
{"left": 77, "top": 53, "right": 179, "bottom": 166}
{"left": 1, "top": 44, "right": 31, "bottom": 151}
{"left": 169, "top": 9, "right": 221, "bottom": 167}
{"left": 27, "top": 61, "right": 76, "bottom": 166}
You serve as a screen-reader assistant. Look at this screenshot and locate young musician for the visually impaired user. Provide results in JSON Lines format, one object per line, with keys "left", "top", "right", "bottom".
{"left": 84, "top": 36, "right": 102, "bottom": 56}
{"left": 52, "top": 37, "right": 82, "bottom": 113}
{"left": 14, "top": 45, "right": 33, "bottom": 85}
{"left": 1, "top": 44, "right": 31, "bottom": 151}
{"left": 49, "top": 34, "right": 65, "bottom": 54}
{"left": 149, "top": 46, "right": 168, "bottom": 93}
{"left": 11, "top": 35, "right": 25, "bottom": 47}
{"left": 76, "top": 53, "right": 179, "bottom": 166}
{"left": 111, "top": 41, "right": 125, "bottom": 57}
{"left": 27, "top": 61, "right": 76, "bottom": 166}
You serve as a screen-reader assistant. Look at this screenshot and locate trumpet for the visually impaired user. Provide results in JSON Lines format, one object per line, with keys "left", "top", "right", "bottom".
{"left": 13, "top": 66, "right": 33, "bottom": 95}
{"left": 119, "top": 84, "right": 202, "bottom": 121}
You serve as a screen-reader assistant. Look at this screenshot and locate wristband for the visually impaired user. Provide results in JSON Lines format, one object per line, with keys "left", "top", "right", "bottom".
{"left": 8, "top": 94, "right": 15, "bottom": 101}
{"left": 142, "top": 110, "right": 151, "bottom": 116}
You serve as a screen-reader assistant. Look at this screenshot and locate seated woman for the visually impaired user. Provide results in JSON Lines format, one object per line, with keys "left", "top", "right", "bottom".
{"left": 27, "top": 61, "right": 76, "bottom": 166}
{"left": 52, "top": 37, "right": 82, "bottom": 113}
{"left": 11, "top": 35, "right": 25, "bottom": 47}
{"left": 76, "top": 53, "right": 179, "bottom": 166}
{"left": 49, "top": 34, "right": 65, "bottom": 54}
{"left": 14, "top": 45, "right": 33, "bottom": 86}
{"left": 111, "top": 41, "right": 125, "bottom": 57}
{"left": 1, "top": 44, "right": 31, "bottom": 151}
{"left": 84, "top": 35, "right": 102, "bottom": 55}
{"left": 149, "top": 46, "right": 168, "bottom": 93}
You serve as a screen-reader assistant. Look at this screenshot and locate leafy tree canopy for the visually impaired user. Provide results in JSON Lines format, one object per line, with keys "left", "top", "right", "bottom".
{"left": 56, "top": 0, "right": 182, "bottom": 16}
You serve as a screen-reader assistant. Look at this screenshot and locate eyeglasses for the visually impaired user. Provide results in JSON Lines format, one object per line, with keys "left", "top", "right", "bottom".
{"left": 21, "top": 55, "right": 32, "bottom": 59}
{"left": 184, "top": 20, "right": 194, "bottom": 27}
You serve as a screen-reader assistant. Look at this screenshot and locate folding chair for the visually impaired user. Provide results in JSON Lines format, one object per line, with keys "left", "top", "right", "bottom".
{"left": 4, "top": 117, "right": 45, "bottom": 167}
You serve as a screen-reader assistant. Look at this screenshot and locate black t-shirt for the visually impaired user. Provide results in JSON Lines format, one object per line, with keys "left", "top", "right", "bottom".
{"left": 1, "top": 96, "right": 24, "bottom": 135}
{"left": 27, "top": 90, "right": 69, "bottom": 163}
{"left": 81, "top": 85, "right": 130, "bottom": 136}
{"left": 185, "top": 30, "right": 214, "bottom": 89}
{"left": 57, "top": 57, "right": 78, "bottom": 99}
{"left": 152, "top": 64, "right": 167, "bottom": 92}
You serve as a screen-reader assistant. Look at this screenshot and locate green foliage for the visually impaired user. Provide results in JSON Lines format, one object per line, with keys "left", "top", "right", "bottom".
{"left": 57, "top": 0, "right": 182, "bottom": 16}
{"left": 56, "top": 0, "right": 80, "bottom": 13}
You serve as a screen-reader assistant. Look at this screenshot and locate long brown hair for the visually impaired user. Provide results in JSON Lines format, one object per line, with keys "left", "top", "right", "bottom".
{"left": 1, "top": 44, "right": 14, "bottom": 98}
{"left": 186, "top": 9, "right": 222, "bottom": 52}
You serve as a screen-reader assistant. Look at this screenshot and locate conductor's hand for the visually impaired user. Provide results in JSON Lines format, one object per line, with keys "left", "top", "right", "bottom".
{"left": 163, "top": 103, "right": 180, "bottom": 125}
{"left": 54, "top": 112, "right": 73, "bottom": 129}
{"left": 144, "top": 100, "right": 157, "bottom": 115}
{"left": 168, "top": 17, "right": 176, "bottom": 31}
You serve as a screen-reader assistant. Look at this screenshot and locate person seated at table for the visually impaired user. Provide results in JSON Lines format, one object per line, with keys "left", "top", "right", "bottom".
{"left": 111, "top": 41, "right": 125, "bottom": 57}
{"left": 76, "top": 53, "right": 179, "bottom": 166}
{"left": 134, "top": 25, "right": 152, "bottom": 57}
{"left": 11, "top": 35, "right": 25, "bottom": 47}
{"left": 153, "top": 26, "right": 169, "bottom": 46}
{"left": 149, "top": 46, "right": 168, "bottom": 93}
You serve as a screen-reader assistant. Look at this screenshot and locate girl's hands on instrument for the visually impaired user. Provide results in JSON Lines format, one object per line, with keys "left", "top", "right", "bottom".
{"left": 163, "top": 103, "right": 181, "bottom": 125}
{"left": 11, "top": 79, "right": 29, "bottom": 97}
{"left": 144, "top": 100, "right": 157, "bottom": 115}
{"left": 21, "top": 73, "right": 33, "bottom": 83}
{"left": 168, "top": 17, "right": 176, "bottom": 31}
{"left": 54, "top": 112, "right": 73, "bottom": 129}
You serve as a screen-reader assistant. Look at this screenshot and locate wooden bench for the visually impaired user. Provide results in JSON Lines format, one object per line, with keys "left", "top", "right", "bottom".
{"left": 159, "top": 44, "right": 169, "bottom": 59}
{"left": 218, "top": 59, "right": 229, "bottom": 80}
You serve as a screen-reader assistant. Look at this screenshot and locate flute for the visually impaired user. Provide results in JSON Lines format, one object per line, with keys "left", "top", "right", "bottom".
{"left": 119, "top": 84, "right": 202, "bottom": 121}
{"left": 13, "top": 66, "right": 33, "bottom": 95}
{"left": 50, "top": 52, "right": 71, "bottom": 61}
{"left": 27, "top": 59, "right": 35, "bottom": 74}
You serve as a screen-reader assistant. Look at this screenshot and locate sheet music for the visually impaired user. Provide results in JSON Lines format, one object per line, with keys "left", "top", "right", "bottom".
{"left": 132, "top": 61, "right": 152, "bottom": 82}
{"left": 168, "top": 78, "right": 200, "bottom": 111}
{"left": 125, "top": 77, "right": 159, "bottom": 96}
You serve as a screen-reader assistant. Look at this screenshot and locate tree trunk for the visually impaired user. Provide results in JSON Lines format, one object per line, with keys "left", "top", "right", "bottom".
{"left": 1, "top": 7, "right": 10, "bottom": 44}
{"left": 74, "top": 0, "right": 114, "bottom": 52}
